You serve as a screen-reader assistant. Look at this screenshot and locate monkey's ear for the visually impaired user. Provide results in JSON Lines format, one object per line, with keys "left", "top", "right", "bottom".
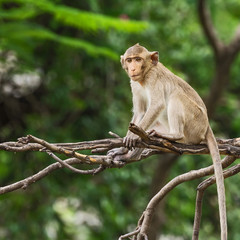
{"left": 150, "top": 51, "right": 159, "bottom": 65}
{"left": 120, "top": 55, "right": 125, "bottom": 68}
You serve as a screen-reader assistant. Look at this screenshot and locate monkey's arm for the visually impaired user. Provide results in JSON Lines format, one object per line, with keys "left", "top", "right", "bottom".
{"left": 108, "top": 84, "right": 146, "bottom": 155}
{"left": 124, "top": 99, "right": 165, "bottom": 149}
{"left": 138, "top": 103, "right": 164, "bottom": 130}
{"left": 125, "top": 111, "right": 145, "bottom": 138}
{"left": 123, "top": 82, "right": 147, "bottom": 147}
{"left": 129, "top": 81, "right": 146, "bottom": 126}
{"left": 108, "top": 108, "right": 144, "bottom": 158}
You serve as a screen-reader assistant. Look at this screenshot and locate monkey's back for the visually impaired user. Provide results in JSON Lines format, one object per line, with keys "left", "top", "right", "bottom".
{"left": 157, "top": 63, "right": 207, "bottom": 111}
{"left": 156, "top": 63, "right": 209, "bottom": 144}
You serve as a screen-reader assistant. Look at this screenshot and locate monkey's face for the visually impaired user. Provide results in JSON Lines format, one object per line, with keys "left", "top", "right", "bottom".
{"left": 124, "top": 56, "right": 144, "bottom": 81}
{"left": 121, "top": 44, "right": 159, "bottom": 82}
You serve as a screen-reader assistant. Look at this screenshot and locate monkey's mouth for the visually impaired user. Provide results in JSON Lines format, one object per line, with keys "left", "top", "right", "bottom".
{"left": 131, "top": 74, "right": 140, "bottom": 78}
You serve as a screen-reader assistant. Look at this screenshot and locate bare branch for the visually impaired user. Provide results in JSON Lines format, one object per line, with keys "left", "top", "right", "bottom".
{"left": 0, "top": 158, "right": 77, "bottom": 194}
{"left": 118, "top": 228, "right": 140, "bottom": 240}
{"left": 120, "top": 156, "right": 236, "bottom": 239}
{"left": 0, "top": 157, "right": 107, "bottom": 195}
{"left": 108, "top": 131, "right": 121, "bottom": 138}
{"left": 198, "top": 0, "right": 224, "bottom": 56}
{"left": 192, "top": 157, "right": 239, "bottom": 240}
{"left": 1, "top": 125, "right": 240, "bottom": 238}
{"left": 0, "top": 124, "right": 240, "bottom": 196}
{"left": 25, "top": 135, "right": 102, "bottom": 164}
{"left": 46, "top": 151, "right": 105, "bottom": 175}
{"left": 2, "top": 127, "right": 240, "bottom": 158}
{"left": 199, "top": 5, "right": 240, "bottom": 59}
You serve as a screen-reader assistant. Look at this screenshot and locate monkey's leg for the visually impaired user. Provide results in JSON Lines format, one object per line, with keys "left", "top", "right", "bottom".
{"left": 148, "top": 130, "right": 184, "bottom": 141}
{"left": 149, "top": 99, "right": 185, "bottom": 141}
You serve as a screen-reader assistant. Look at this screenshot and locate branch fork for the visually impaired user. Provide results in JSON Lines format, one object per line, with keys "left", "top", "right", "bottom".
{"left": 1, "top": 124, "right": 240, "bottom": 239}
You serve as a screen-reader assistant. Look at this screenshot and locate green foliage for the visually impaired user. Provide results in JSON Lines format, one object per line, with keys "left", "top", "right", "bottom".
{"left": 0, "top": 0, "right": 148, "bottom": 62}
{"left": 0, "top": 0, "right": 240, "bottom": 239}
{"left": 0, "top": 6, "right": 38, "bottom": 19}
{"left": 12, "top": 0, "right": 149, "bottom": 33}
{"left": 225, "top": 0, "right": 240, "bottom": 18}
{"left": 0, "top": 22, "right": 119, "bottom": 60}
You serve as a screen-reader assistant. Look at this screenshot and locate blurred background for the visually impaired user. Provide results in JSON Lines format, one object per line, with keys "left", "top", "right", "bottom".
{"left": 0, "top": 0, "right": 240, "bottom": 239}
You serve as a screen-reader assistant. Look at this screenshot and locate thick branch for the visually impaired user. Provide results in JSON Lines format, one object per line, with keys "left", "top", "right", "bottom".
{"left": 0, "top": 126, "right": 240, "bottom": 239}
{"left": 138, "top": 156, "right": 235, "bottom": 237}
{"left": 198, "top": 0, "right": 224, "bottom": 56}
{"left": 192, "top": 158, "right": 239, "bottom": 240}
{"left": 0, "top": 125, "right": 240, "bottom": 198}
{"left": 120, "top": 156, "right": 236, "bottom": 240}
{"left": 198, "top": 0, "right": 240, "bottom": 117}
{"left": 1, "top": 131, "right": 240, "bottom": 158}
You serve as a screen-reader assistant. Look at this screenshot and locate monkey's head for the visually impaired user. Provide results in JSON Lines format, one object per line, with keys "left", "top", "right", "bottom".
{"left": 121, "top": 43, "right": 159, "bottom": 82}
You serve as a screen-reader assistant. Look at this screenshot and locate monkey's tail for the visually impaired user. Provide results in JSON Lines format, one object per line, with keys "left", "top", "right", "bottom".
{"left": 206, "top": 126, "right": 227, "bottom": 240}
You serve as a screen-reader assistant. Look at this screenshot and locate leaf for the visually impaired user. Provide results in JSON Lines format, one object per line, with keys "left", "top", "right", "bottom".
{"left": 6, "top": 0, "right": 149, "bottom": 33}
{"left": 0, "top": 7, "right": 37, "bottom": 20}
{"left": 0, "top": 23, "right": 119, "bottom": 60}
{"left": 225, "top": 0, "right": 240, "bottom": 18}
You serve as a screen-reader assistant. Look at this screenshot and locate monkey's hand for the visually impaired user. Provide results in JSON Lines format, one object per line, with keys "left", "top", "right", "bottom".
{"left": 123, "top": 133, "right": 140, "bottom": 150}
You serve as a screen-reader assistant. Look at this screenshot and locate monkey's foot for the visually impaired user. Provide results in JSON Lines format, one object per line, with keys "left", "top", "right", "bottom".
{"left": 112, "top": 153, "right": 130, "bottom": 162}
{"left": 148, "top": 129, "right": 168, "bottom": 138}
{"left": 107, "top": 147, "right": 130, "bottom": 162}
{"left": 148, "top": 129, "right": 183, "bottom": 141}
{"left": 107, "top": 147, "right": 128, "bottom": 157}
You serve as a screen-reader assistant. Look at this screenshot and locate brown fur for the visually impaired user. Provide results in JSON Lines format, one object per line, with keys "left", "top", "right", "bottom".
{"left": 109, "top": 44, "right": 227, "bottom": 240}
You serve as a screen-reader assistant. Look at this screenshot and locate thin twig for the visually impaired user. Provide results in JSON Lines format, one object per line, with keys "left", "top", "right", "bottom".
{"left": 0, "top": 157, "right": 106, "bottom": 195}
{"left": 46, "top": 151, "right": 105, "bottom": 175}
{"left": 118, "top": 228, "right": 140, "bottom": 240}
{"left": 0, "top": 158, "right": 74, "bottom": 194}
{"left": 108, "top": 131, "right": 121, "bottom": 138}
{"left": 192, "top": 156, "right": 238, "bottom": 240}
{"left": 1, "top": 127, "right": 240, "bottom": 239}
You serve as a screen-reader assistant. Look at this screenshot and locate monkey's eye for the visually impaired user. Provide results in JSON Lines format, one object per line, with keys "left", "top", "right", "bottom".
{"left": 126, "top": 58, "right": 132, "bottom": 63}
{"left": 135, "top": 57, "right": 142, "bottom": 62}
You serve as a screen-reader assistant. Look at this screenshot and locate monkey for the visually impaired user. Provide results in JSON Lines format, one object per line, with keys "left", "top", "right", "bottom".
{"left": 108, "top": 43, "right": 227, "bottom": 239}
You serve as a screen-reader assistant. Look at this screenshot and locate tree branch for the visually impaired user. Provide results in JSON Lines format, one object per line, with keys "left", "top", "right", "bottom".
{"left": 1, "top": 124, "right": 240, "bottom": 239}
{"left": 198, "top": 0, "right": 240, "bottom": 117}
{"left": 192, "top": 158, "right": 240, "bottom": 240}
{"left": 0, "top": 158, "right": 87, "bottom": 194}
{"left": 198, "top": 0, "right": 224, "bottom": 56}
{"left": 120, "top": 156, "right": 236, "bottom": 240}
{"left": 46, "top": 151, "right": 106, "bottom": 175}
{"left": 1, "top": 129, "right": 240, "bottom": 158}
{"left": 1, "top": 124, "right": 240, "bottom": 195}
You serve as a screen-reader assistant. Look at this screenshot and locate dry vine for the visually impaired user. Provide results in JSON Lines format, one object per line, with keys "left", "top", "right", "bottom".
{"left": 1, "top": 123, "right": 240, "bottom": 239}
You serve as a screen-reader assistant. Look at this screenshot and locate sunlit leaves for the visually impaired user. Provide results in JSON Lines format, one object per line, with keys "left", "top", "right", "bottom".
{"left": 0, "top": 23, "right": 118, "bottom": 60}
{"left": 0, "top": 0, "right": 148, "bottom": 61}
{"left": 1, "top": 0, "right": 148, "bottom": 33}
{"left": 0, "top": 7, "right": 37, "bottom": 20}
